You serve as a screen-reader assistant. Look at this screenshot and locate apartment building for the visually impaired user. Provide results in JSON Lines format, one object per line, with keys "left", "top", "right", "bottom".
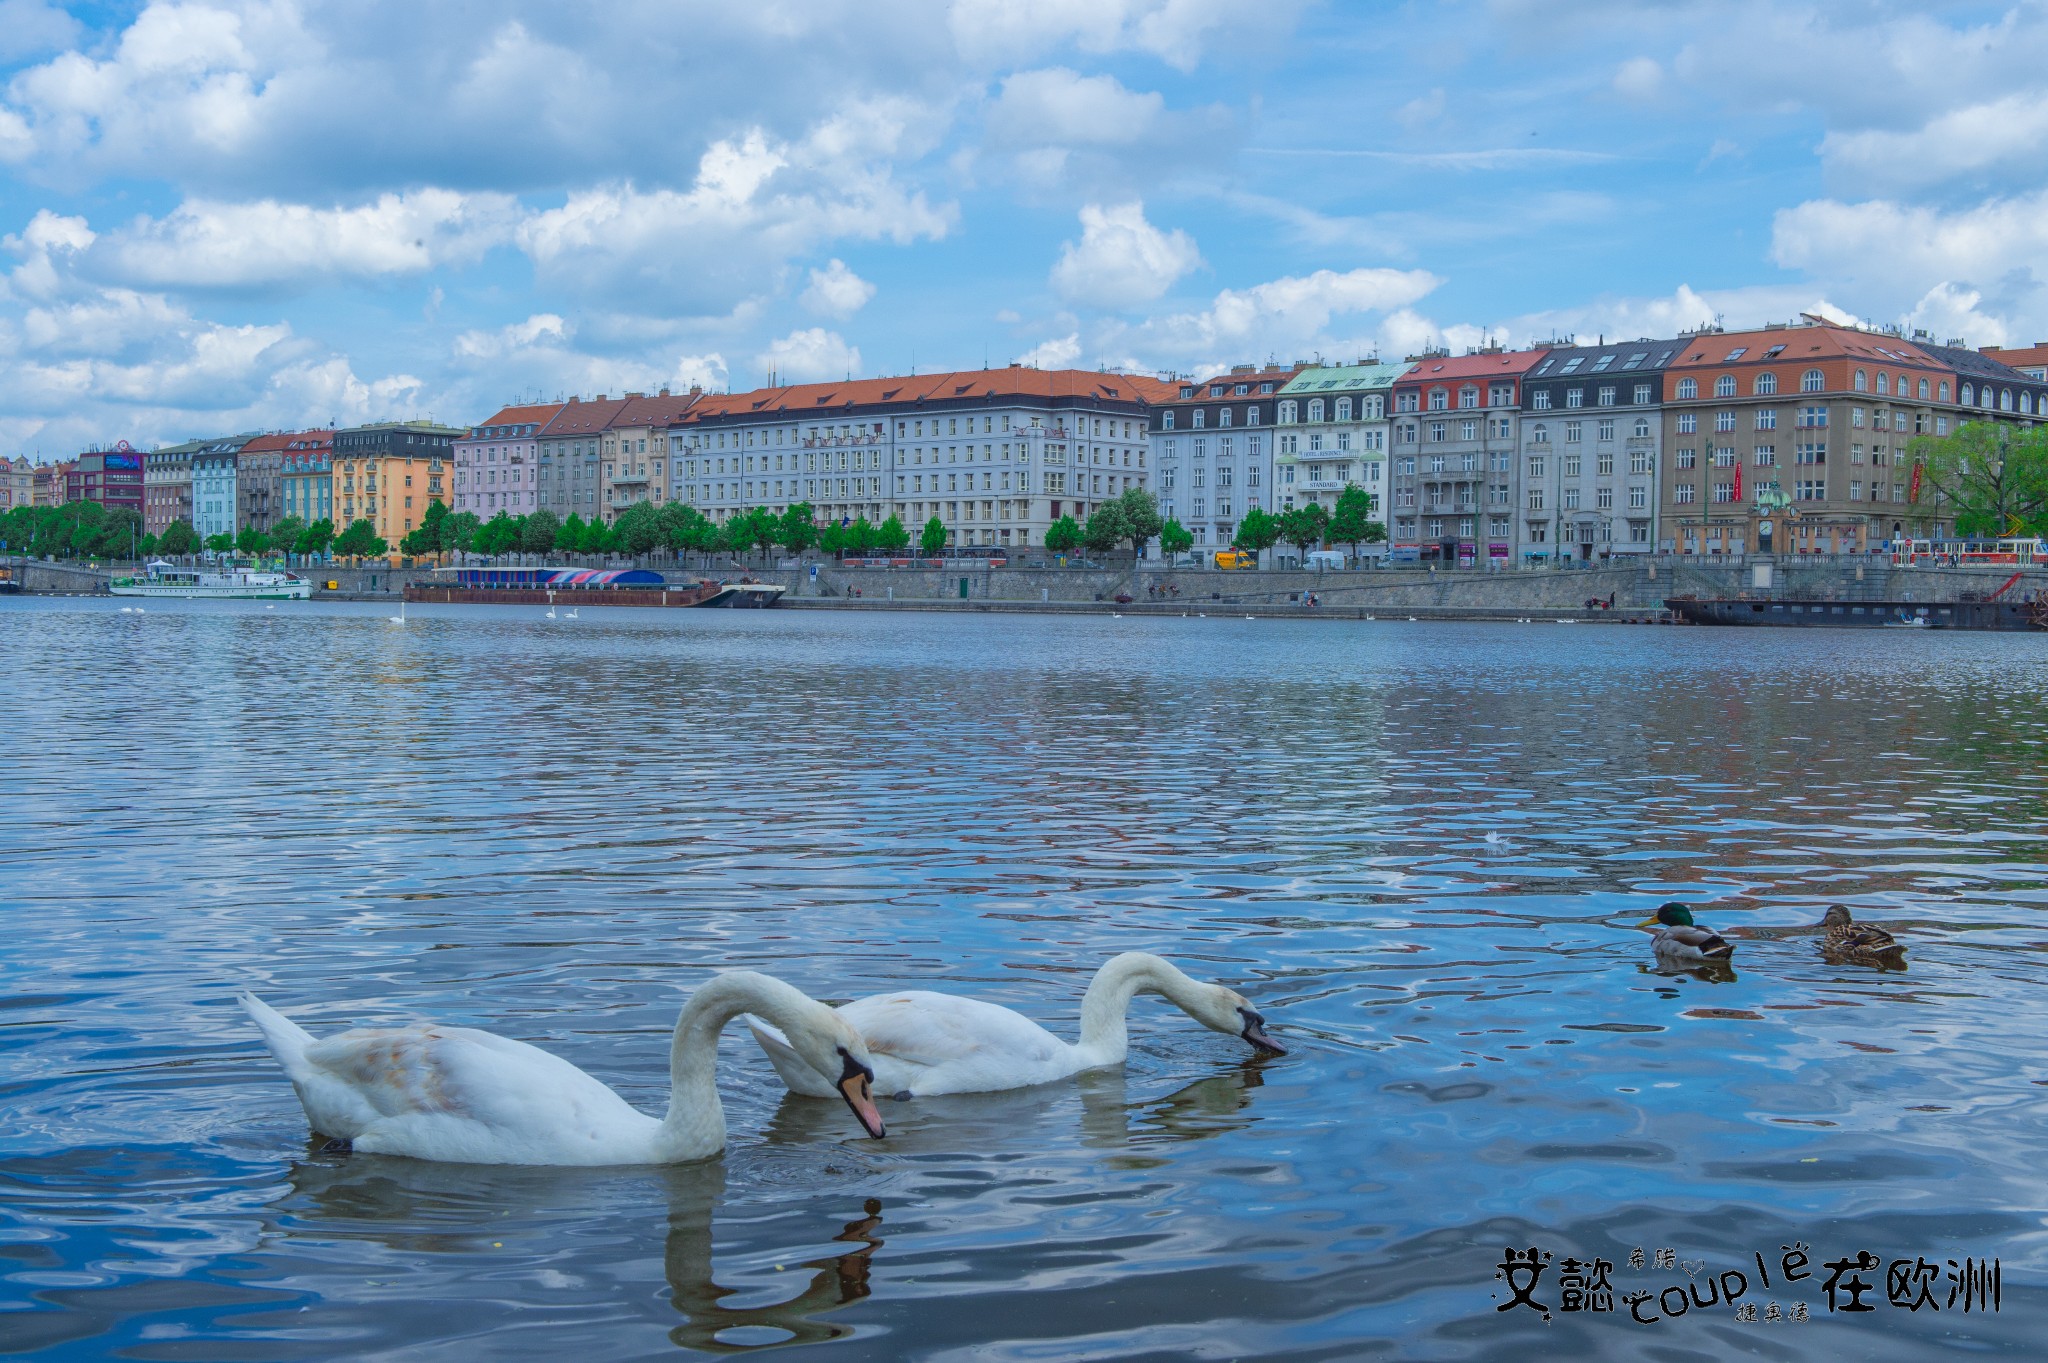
{"left": 1150, "top": 363, "right": 1301, "bottom": 553}
{"left": 144, "top": 440, "right": 206, "bottom": 535}
{"left": 1389, "top": 347, "right": 1551, "bottom": 564}
{"left": 191, "top": 436, "right": 255, "bottom": 541}
{"left": 602, "top": 391, "right": 701, "bottom": 522}
{"left": 0, "top": 456, "right": 31, "bottom": 512}
{"left": 454, "top": 403, "right": 562, "bottom": 519}
{"left": 279, "top": 430, "right": 335, "bottom": 527}
{"left": 65, "top": 446, "right": 146, "bottom": 517}
{"left": 1517, "top": 340, "right": 1678, "bottom": 560}
{"left": 1274, "top": 362, "right": 1401, "bottom": 520}
{"left": 333, "top": 421, "right": 459, "bottom": 545}
{"left": 670, "top": 366, "right": 1168, "bottom": 549}
{"left": 536, "top": 397, "right": 630, "bottom": 523}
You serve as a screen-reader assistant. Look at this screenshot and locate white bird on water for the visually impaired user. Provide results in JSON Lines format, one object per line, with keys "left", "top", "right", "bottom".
{"left": 749, "top": 952, "right": 1285, "bottom": 1099}
{"left": 389, "top": 599, "right": 407, "bottom": 625}
{"left": 564, "top": 607, "right": 579, "bottom": 619}
{"left": 239, "top": 972, "right": 886, "bottom": 1166}
{"left": 545, "top": 605, "right": 556, "bottom": 619}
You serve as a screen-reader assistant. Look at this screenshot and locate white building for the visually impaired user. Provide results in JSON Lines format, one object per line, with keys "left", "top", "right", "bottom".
{"left": 1150, "top": 363, "right": 1303, "bottom": 556}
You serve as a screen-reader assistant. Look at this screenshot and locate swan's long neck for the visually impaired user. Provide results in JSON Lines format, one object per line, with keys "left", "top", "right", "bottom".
{"left": 1075, "top": 953, "right": 1212, "bottom": 1063}
{"left": 660, "top": 972, "right": 822, "bottom": 1160}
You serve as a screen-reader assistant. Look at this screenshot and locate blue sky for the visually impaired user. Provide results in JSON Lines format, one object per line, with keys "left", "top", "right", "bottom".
{"left": 2, "top": 0, "right": 2045, "bottom": 455}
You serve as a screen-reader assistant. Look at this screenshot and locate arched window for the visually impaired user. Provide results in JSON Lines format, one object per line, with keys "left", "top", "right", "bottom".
{"left": 1754, "top": 372, "right": 1778, "bottom": 395}
{"left": 1247, "top": 407, "right": 1260, "bottom": 426}
{"left": 1335, "top": 397, "right": 1352, "bottom": 421}
{"left": 1878, "top": 372, "right": 1891, "bottom": 395}
{"left": 1428, "top": 388, "right": 1448, "bottom": 411}
{"left": 1278, "top": 400, "right": 1297, "bottom": 423}
{"left": 1802, "top": 369, "right": 1824, "bottom": 392}
{"left": 1633, "top": 417, "right": 1650, "bottom": 438}
{"left": 2001, "top": 388, "right": 2014, "bottom": 410}
{"left": 1676, "top": 378, "right": 1698, "bottom": 399}
{"left": 1939, "top": 381, "right": 1950, "bottom": 401}
{"left": 1307, "top": 399, "right": 1325, "bottom": 422}
{"left": 2022, "top": 393, "right": 2034, "bottom": 415}
{"left": 1715, "top": 374, "right": 1735, "bottom": 397}
{"left": 1458, "top": 384, "right": 1479, "bottom": 409}
{"left": 1961, "top": 383, "right": 1974, "bottom": 405}
{"left": 1918, "top": 378, "right": 1930, "bottom": 399}
{"left": 1532, "top": 423, "right": 1549, "bottom": 443}
{"left": 1853, "top": 368, "right": 1867, "bottom": 392}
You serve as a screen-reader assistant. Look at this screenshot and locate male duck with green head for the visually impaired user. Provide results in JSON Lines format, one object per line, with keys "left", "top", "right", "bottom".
{"left": 1635, "top": 902, "right": 1734, "bottom": 965}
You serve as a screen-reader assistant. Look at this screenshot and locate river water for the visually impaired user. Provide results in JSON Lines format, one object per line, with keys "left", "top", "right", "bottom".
{"left": 3, "top": 597, "right": 2046, "bottom": 1360}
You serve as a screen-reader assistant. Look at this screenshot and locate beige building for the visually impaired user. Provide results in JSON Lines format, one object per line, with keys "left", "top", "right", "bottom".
{"left": 0, "top": 455, "right": 30, "bottom": 513}
{"left": 601, "top": 390, "right": 701, "bottom": 522}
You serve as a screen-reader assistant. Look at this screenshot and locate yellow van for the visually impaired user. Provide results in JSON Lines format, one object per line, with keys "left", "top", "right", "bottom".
{"left": 1213, "top": 549, "right": 1258, "bottom": 570}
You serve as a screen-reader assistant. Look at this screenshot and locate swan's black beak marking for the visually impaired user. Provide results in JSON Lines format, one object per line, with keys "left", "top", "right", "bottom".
{"left": 1238, "top": 1007, "right": 1286, "bottom": 1056}
{"left": 836, "top": 1048, "right": 886, "bottom": 1139}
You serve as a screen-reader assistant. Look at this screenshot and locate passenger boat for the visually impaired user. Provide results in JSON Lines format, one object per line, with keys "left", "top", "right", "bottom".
{"left": 405, "top": 566, "right": 784, "bottom": 608}
{"left": 110, "top": 559, "right": 312, "bottom": 600}
{"left": 1666, "top": 596, "right": 2046, "bottom": 631}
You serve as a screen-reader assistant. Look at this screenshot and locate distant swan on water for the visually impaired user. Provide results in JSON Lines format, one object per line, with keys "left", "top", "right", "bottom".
{"left": 749, "top": 952, "right": 1285, "bottom": 1099}
{"left": 389, "top": 599, "right": 407, "bottom": 625}
{"left": 240, "top": 973, "right": 885, "bottom": 1166}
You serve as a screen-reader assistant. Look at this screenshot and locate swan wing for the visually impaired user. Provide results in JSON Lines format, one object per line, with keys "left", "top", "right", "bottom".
{"left": 839, "top": 991, "right": 1071, "bottom": 1095}
{"left": 296, "top": 1024, "right": 652, "bottom": 1162}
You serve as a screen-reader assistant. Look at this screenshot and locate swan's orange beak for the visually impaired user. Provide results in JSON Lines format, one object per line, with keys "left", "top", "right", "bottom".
{"left": 839, "top": 1069, "right": 885, "bottom": 1139}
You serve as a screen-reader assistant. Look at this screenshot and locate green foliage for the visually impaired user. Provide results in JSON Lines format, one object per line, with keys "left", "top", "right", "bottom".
{"left": 519, "top": 509, "right": 559, "bottom": 555}
{"left": 1043, "top": 513, "right": 1083, "bottom": 553}
{"left": 748, "top": 505, "right": 779, "bottom": 556}
{"left": 440, "top": 511, "right": 481, "bottom": 555}
{"left": 204, "top": 532, "right": 235, "bottom": 555}
{"left": 778, "top": 502, "right": 818, "bottom": 555}
{"left": 660, "top": 503, "right": 716, "bottom": 560}
{"left": 875, "top": 513, "right": 909, "bottom": 552}
{"left": 613, "top": 501, "right": 663, "bottom": 555}
{"left": 845, "top": 515, "right": 879, "bottom": 553}
{"left": 157, "top": 518, "right": 201, "bottom": 557}
{"left": 920, "top": 514, "right": 948, "bottom": 555}
{"left": 1907, "top": 420, "right": 2048, "bottom": 536}
{"left": 1233, "top": 507, "right": 1280, "bottom": 563}
{"left": 1159, "top": 517, "right": 1193, "bottom": 558}
{"left": 471, "top": 510, "right": 520, "bottom": 556}
{"left": 418, "top": 499, "right": 449, "bottom": 547}
{"left": 235, "top": 524, "right": 270, "bottom": 557}
{"left": 1326, "top": 483, "right": 1385, "bottom": 553}
{"left": 1082, "top": 501, "right": 1129, "bottom": 553}
{"left": 576, "top": 515, "right": 612, "bottom": 555}
{"left": 331, "top": 519, "right": 386, "bottom": 559}
{"left": 556, "top": 513, "right": 587, "bottom": 553}
{"left": 269, "top": 516, "right": 306, "bottom": 559}
{"left": 717, "top": 514, "right": 753, "bottom": 556}
{"left": 296, "top": 518, "right": 334, "bottom": 558}
{"left": 1278, "top": 503, "right": 1331, "bottom": 555}
{"left": 82, "top": 506, "right": 142, "bottom": 559}
{"left": 1115, "top": 487, "right": 1163, "bottom": 558}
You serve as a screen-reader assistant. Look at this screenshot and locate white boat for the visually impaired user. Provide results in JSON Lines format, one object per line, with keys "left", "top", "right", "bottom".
{"left": 110, "top": 559, "right": 312, "bottom": 600}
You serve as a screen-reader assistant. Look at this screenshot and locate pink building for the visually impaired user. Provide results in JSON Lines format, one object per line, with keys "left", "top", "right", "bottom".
{"left": 453, "top": 402, "right": 562, "bottom": 518}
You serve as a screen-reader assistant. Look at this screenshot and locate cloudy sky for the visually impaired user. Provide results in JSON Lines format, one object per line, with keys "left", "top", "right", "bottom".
{"left": 2, "top": 0, "right": 2045, "bottom": 455}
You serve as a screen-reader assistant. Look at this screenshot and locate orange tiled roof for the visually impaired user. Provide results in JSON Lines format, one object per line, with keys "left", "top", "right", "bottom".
{"left": 471, "top": 402, "right": 567, "bottom": 430}
{"left": 238, "top": 429, "right": 335, "bottom": 453}
{"left": 667, "top": 366, "right": 1177, "bottom": 428}
{"left": 1394, "top": 349, "right": 1552, "bottom": 385}
{"left": 1981, "top": 342, "right": 2048, "bottom": 374}
{"left": 537, "top": 396, "right": 635, "bottom": 438}
{"left": 1665, "top": 322, "right": 1937, "bottom": 370}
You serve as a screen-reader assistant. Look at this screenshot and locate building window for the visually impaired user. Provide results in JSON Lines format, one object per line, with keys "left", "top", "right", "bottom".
{"left": 1676, "top": 378, "right": 1698, "bottom": 399}
{"left": 1802, "top": 369, "right": 1824, "bottom": 393}
{"left": 1715, "top": 375, "right": 1736, "bottom": 397}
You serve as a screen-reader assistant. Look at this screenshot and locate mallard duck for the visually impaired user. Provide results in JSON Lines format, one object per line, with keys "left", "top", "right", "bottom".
{"left": 1634, "top": 902, "right": 1734, "bottom": 965}
{"left": 1819, "top": 905, "right": 1905, "bottom": 967}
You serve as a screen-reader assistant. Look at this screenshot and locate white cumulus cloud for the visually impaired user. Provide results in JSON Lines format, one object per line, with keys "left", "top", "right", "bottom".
{"left": 757, "top": 327, "right": 858, "bottom": 384}
{"left": 1050, "top": 202, "right": 1199, "bottom": 308}
{"left": 801, "top": 258, "right": 875, "bottom": 318}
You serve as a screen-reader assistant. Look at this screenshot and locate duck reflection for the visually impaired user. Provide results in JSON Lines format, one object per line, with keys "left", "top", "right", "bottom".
{"left": 274, "top": 1152, "right": 887, "bottom": 1353}
{"left": 1639, "top": 959, "right": 1740, "bottom": 985}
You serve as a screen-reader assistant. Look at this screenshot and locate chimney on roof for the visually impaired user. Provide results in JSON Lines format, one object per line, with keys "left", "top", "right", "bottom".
{"left": 689, "top": 384, "right": 702, "bottom": 396}
{"left": 658, "top": 387, "right": 670, "bottom": 396}
{"left": 595, "top": 394, "right": 607, "bottom": 401}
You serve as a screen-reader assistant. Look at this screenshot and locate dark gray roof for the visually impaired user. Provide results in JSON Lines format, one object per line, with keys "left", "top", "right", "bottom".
{"left": 1525, "top": 339, "right": 1682, "bottom": 380}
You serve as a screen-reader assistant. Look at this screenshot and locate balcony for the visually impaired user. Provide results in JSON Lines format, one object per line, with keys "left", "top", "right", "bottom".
{"left": 612, "top": 470, "right": 649, "bottom": 486}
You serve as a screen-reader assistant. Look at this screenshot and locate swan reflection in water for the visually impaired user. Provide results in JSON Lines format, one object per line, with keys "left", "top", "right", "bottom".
{"left": 269, "top": 1057, "right": 1277, "bottom": 1353}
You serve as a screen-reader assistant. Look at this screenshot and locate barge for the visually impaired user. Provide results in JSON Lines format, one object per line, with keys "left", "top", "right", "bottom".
{"left": 1666, "top": 596, "right": 2047, "bottom": 631}
{"left": 404, "top": 566, "right": 784, "bottom": 608}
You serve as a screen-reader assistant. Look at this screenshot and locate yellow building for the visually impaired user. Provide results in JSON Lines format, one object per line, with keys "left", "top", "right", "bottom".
{"left": 333, "top": 421, "right": 462, "bottom": 554}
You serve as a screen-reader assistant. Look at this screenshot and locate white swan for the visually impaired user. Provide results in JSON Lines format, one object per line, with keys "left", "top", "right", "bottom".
{"left": 749, "top": 952, "right": 1284, "bottom": 1099}
{"left": 389, "top": 599, "right": 407, "bottom": 625}
{"left": 545, "top": 605, "right": 556, "bottom": 619}
{"left": 564, "top": 607, "right": 579, "bottom": 619}
{"left": 241, "top": 972, "right": 885, "bottom": 1165}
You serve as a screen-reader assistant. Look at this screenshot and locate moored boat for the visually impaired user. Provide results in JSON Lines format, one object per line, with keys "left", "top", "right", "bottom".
{"left": 405, "top": 566, "right": 783, "bottom": 608}
{"left": 111, "top": 560, "right": 312, "bottom": 600}
{"left": 1666, "top": 596, "right": 2046, "bottom": 631}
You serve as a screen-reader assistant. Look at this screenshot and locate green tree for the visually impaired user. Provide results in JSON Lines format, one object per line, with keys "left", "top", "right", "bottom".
{"left": 846, "top": 515, "right": 880, "bottom": 553}
{"left": 295, "top": 518, "right": 334, "bottom": 558}
{"left": 748, "top": 505, "right": 779, "bottom": 558}
{"left": 204, "top": 531, "right": 235, "bottom": 555}
{"left": 440, "top": 511, "right": 481, "bottom": 556}
{"left": 1115, "top": 486, "right": 1163, "bottom": 559}
{"left": 1082, "top": 500, "right": 1129, "bottom": 554}
{"left": 64, "top": 500, "right": 108, "bottom": 558}
{"left": 1233, "top": 506, "right": 1281, "bottom": 565}
{"left": 332, "top": 519, "right": 386, "bottom": 559}
{"left": 875, "top": 513, "right": 909, "bottom": 552}
{"left": 473, "top": 510, "right": 520, "bottom": 556}
{"left": 158, "top": 519, "right": 201, "bottom": 557}
{"left": 716, "top": 514, "right": 753, "bottom": 558}
{"left": 614, "top": 501, "right": 663, "bottom": 556}
{"left": 1908, "top": 420, "right": 2048, "bottom": 536}
{"left": 269, "top": 515, "right": 306, "bottom": 561}
{"left": 919, "top": 514, "right": 948, "bottom": 556}
{"left": 87, "top": 506, "right": 143, "bottom": 560}
{"left": 577, "top": 515, "right": 613, "bottom": 556}
{"left": 1043, "top": 513, "right": 1083, "bottom": 554}
{"left": 1278, "top": 503, "right": 1331, "bottom": 562}
{"left": 138, "top": 532, "right": 159, "bottom": 558}
{"left": 1326, "top": 484, "right": 1386, "bottom": 559}
{"left": 235, "top": 524, "right": 271, "bottom": 557}
{"left": 519, "top": 509, "right": 559, "bottom": 555}
{"left": 778, "top": 502, "right": 818, "bottom": 556}
{"left": 1159, "top": 517, "right": 1193, "bottom": 560}
{"left": 417, "top": 499, "right": 450, "bottom": 553}
{"left": 556, "top": 512, "right": 588, "bottom": 554}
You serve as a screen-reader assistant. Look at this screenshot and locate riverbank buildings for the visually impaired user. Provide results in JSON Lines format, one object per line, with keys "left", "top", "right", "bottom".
{"left": 454, "top": 404, "right": 561, "bottom": 520}
{"left": 1151, "top": 363, "right": 1304, "bottom": 552}
{"left": 1275, "top": 362, "right": 1403, "bottom": 537}
{"left": 0, "top": 456, "right": 30, "bottom": 513}
{"left": 333, "top": 421, "right": 460, "bottom": 547}
{"left": 278, "top": 431, "right": 335, "bottom": 528}
{"left": 191, "top": 435, "right": 256, "bottom": 542}
{"left": 1389, "top": 347, "right": 1551, "bottom": 564}
{"left": 667, "top": 367, "right": 1168, "bottom": 549}
{"left": 1517, "top": 340, "right": 1679, "bottom": 561}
